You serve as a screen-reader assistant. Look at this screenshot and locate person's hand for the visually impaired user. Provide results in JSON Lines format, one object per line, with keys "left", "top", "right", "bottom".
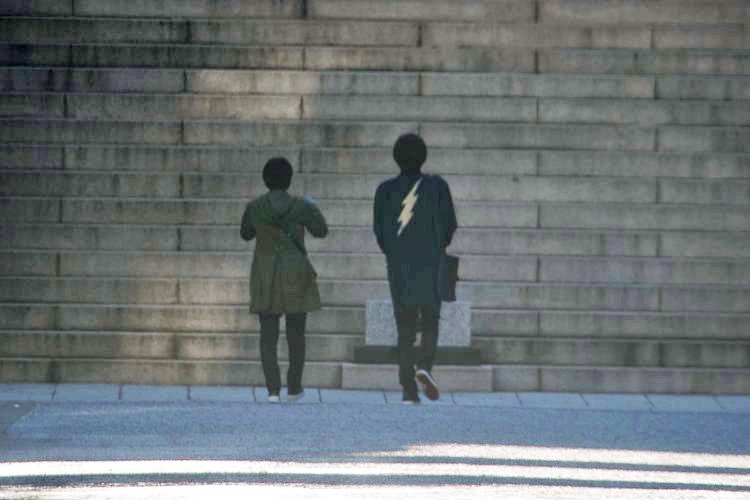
{"left": 304, "top": 195, "right": 318, "bottom": 205}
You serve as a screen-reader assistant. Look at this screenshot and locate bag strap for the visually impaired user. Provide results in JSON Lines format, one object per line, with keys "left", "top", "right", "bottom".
{"left": 431, "top": 175, "right": 444, "bottom": 253}
{"left": 271, "top": 200, "right": 307, "bottom": 256}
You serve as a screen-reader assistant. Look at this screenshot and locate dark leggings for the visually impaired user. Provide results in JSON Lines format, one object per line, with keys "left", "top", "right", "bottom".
{"left": 394, "top": 303, "right": 440, "bottom": 392}
{"left": 258, "top": 312, "right": 307, "bottom": 395}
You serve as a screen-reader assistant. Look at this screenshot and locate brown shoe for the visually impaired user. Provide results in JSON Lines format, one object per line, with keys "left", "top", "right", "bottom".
{"left": 415, "top": 369, "right": 440, "bottom": 401}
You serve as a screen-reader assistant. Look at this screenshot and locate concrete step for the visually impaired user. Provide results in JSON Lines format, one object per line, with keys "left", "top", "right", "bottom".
{"left": 6, "top": 223, "right": 750, "bottom": 258}
{"left": 186, "top": 69, "right": 419, "bottom": 95}
{"left": 475, "top": 337, "right": 750, "bottom": 368}
{"left": 2, "top": 303, "right": 748, "bottom": 339}
{"left": 656, "top": 75, "right": 750, "bottom": 99}
{"left": 0, "top": 330, "right": 361, "bottom": 362}
{"left": 4, "top": 118, "right": 749, "bottom": 153}
{"left": 5, "top": 145, "right": 749, "bottom": 180}
{"left": 342, "top": 363, "right": 494, "bottom": 391}
{"left": 0, "top": 68, "right": 419, "bottom": 95}
{"left": 3, "top": 276, "right": 750, "bottom": 313}
{"left": 343, "top": 363, "right": 750, "bottom": 393}
{"left": 304, "top": 174, "right": 750, "bottom": 203}
{"left": 0, "top": 45, "right": 725, "bottom": 75}
{"left": 537, "top": 150, "right": 750, "bottom": 179}
{"left": 0, "top": 43, "right": 306, "bottom": 69}
{"left": 659, "top": 126, "right": 750, "bottom": 153}
{"left": 0, "top": 17, "right": 190, "bottom": 44}
{"left": 422, "top": 122, "right": 654, "bottom": 150}
{"left": 0, "top": 118, "right": 416, "bottom": 146}
{"left": 0, "top": 357, "right": 339, "bottom": 386}
{"left": 1, "top": 68, "right": 187, "bottom": 94}
{"left": 0, "top": 223, "right": 659, "bottom": 256}
{"left": 1, "top": 94, "right": 303, "bottom": 120}
{"left": 292, "top": 46, "right": 535, "bottom": 72}
{"left": 425, "top": 73, "right": 750, "bottom": 99}
{"left": 537, "top": 98, "right": 750, "bottom": 126}
{"left": 307, "top": 95, "right": 750, "bottom": 125}
{"left": 1, "top": 145, "right": 538, "bottom": 176}
{"left": 0, "top": 18, "right": 419, "bottom": 46}
{"left": 4, "top": 171, "right": 750, "bottom": 205}
{"left": 425, "top": 23, "right": 750, "bottom": 50}
{"left": 3, "top": 196, "right": 750, "bottom": 231}
{"left": 494, "top": 364, "right": 750, "bottom": 394}
{"left": 538, "top": 0, "right": 749, "bottom": 25}
{"left": 0, "top": 43, "right": 534, "bottom": 72}
{"left": 73, "top": 0, "right": 305, "bottom": 18}
{"left": 4, "top": 194, "right": 750, "bottom": 231}
{"left": 0, "top": 0, "right": 73, "bottom": 16}
{"left": 1, "top": 197, "right": 537, "bottom": 226}
{"left": 539, "top": 48, "right": 750, "bottom": 75}
{"left": 308, "top": 0, "right": 534, "bottom": 22}
{"left": 2, "top": 357, "right": 748, "bottom": 393}
{"left": 0, "top": 118, "right": 184, "bottom": 145}
{"left": 424, "top": 123, "right": 750, "bottom": 153}
{"left": 9, "top": 18, "right": 748, "bottom": 50}
{"left": 0, "top": 94, "right": 65, "bottom": 117}
{"left": 0, "top": 303, "right": 363, "bottom": 334}
{"left": 1, "top": 144, "right": 305, "bottom": 172}
{"left": 0, "top": 172, "right": 664, "bottom": 203}
{"left": 425, "top": 23, "right": 649, "bottom": 49}
{"left": 6, "top": 248, "right": 750, "bottom": 285}
{"left": 6, "top": 69, "right": 750, "bottom": 100}
{"left": 205, "top": 121, "right": 651, "bottom": 150}
{"left": 5, "top": 93, "right": 750, "bottom": 127}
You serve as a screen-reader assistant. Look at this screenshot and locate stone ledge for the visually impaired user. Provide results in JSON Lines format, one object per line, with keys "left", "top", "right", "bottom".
{"left": 341, "top": 363, "right": 493, "bottom": 391}
{"left": 353, "top": 346, "right": 482, "bottom": 365}
{"left": 366, "top": 299, "right": 471, "bottom": 347}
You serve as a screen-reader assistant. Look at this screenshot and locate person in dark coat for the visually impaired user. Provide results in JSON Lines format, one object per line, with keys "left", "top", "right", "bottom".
{"left": 373, "top": 134, "right": 457, "bottom": 404}
{"left": 241, "top": 157, "right": 328, "bottom": 403}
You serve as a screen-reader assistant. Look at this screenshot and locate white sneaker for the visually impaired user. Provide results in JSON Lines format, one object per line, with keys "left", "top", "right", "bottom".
{"left": 268, "top": 395, "right": 281, "bottom": 404}
{"left": 287, "top": 390, "right": 304, "bottom": 402}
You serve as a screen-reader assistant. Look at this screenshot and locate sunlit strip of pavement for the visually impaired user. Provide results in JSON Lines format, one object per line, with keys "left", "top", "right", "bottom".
{"left": 363, "top": 444, "right": 750, "bottom": 469}
{"left": 1, "top": 456, "right": 749, "bottom": 488}
{"left": 2, "top": 485, "right": 750, "bottom": 500}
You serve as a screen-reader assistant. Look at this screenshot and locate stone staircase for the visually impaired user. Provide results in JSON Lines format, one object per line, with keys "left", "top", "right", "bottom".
{"left": 1, "top": 0, "right": 749, "bottom": 393}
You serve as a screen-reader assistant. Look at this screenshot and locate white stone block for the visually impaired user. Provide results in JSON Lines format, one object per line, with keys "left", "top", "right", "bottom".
{"left": 365, "top": 299, "right": 471, "bottom": 347}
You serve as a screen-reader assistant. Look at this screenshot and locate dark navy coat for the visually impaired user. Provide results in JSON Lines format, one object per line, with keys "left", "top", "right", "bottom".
{"left": 373, "top": 172, "right": 457, "bottom": 307}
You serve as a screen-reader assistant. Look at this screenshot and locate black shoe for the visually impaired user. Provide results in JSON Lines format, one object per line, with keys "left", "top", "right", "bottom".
{"left": 402, "top": 390, "right": 420, "bottom": 405}
{"left": 415, "top": 368, "right": 440, "bottom": 401}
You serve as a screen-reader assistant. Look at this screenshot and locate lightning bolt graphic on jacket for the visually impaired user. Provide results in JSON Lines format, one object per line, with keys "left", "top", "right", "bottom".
{"left": 397, "top": 178, "right": 422, "bottom": 237}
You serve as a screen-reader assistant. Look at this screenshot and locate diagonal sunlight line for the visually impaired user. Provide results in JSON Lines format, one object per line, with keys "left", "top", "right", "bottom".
{"left": 358, "top": 445, "right": 750, "bottom": 469}
{"left": 1, "top": 460, "right": 749, "bottom": 488}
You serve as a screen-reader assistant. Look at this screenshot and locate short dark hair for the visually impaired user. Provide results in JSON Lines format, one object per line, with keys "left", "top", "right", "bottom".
{"left": 262, "top": 157, "right": 293, "bottom": 191}
{"left": 393, "top": 133, "right": 427, "bottom": 171}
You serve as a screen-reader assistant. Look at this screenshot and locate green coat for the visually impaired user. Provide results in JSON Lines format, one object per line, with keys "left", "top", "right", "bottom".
{"left": 241, "top": 190, "right": 328, "bottom": 314}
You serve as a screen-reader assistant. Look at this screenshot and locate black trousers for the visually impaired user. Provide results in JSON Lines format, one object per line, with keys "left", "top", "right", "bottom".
{"left": 258, "top": 312, "right": 306, "bottom": 395}
{"left": 394, "top": 302, "right": 440, "bottom": 392}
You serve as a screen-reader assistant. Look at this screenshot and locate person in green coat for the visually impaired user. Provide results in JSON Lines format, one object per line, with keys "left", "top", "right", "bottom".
{"left": 240, "top": 157, "right": 328, "bottom": 403}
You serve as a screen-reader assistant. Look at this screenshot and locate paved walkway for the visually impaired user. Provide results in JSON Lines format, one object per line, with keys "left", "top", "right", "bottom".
{"left": 1, "top": 384, "right": 750, "bottom": 499}
{"left": 1, "top": 383, "right": 750, "bottom": 412}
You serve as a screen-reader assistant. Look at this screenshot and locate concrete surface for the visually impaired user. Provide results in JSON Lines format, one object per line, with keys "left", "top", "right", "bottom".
{"left": 0, "top": 383, "right": 749, "bottom": 499}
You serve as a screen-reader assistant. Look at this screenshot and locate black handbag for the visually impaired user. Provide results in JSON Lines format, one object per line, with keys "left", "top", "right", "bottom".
{"left": 431, "top": 175, "right": 458, "bottom": 302}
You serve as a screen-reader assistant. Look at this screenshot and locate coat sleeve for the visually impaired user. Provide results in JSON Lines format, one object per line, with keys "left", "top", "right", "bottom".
{"left": 373, "top": 183, "right": 386, "bottom": 253}
{"left": 240, "top": 202, "right": 256, "bottom": 241}
{"left": 437, "top": 176, "right": 457, "bottom": 249}
{"left": 301, "top": 199, "right": 328, "bottom": 238}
